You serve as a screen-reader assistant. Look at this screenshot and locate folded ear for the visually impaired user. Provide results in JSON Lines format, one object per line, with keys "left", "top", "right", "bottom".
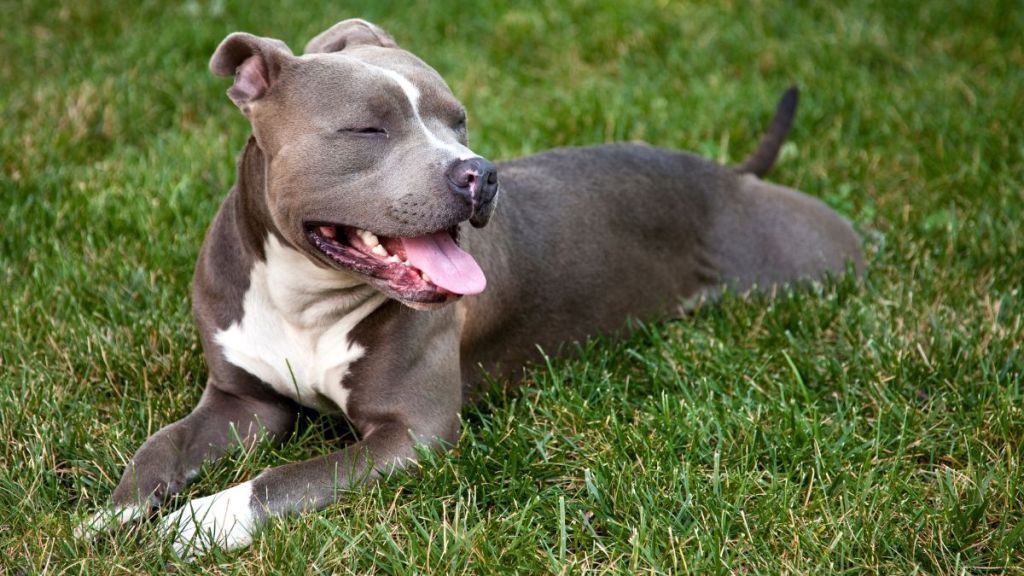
{"left": 210, "top": 32, "right": 293, "bottom": 112}
{"left": 304, "top": 18, "right": 397, "bottom": 54}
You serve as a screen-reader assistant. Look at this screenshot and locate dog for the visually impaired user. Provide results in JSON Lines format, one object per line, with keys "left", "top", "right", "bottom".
{"left": 77, "top": 18, "right": 863, "bottom": 557}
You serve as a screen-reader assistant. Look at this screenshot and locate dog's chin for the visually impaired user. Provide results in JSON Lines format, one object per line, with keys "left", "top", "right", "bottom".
{"left": 365, "top": 275, "right": 462, "bottom": 310}
{"left": 398, "top": 295, "right": 461, "bottom": 311}
{"left": 304, "top": 223, "right": 482, "bottom": 307}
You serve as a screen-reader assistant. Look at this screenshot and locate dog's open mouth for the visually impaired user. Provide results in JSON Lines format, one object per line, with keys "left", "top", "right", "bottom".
{"left": 306, "top": 224, "right": 486, "bottom": 302}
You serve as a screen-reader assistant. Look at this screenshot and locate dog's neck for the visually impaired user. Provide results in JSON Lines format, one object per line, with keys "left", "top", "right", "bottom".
{"left": 231, "top": 136, "right": 277, "bottom": 260}
{"left": 252, "top": 234, "right": 381, "bottom": 327}
{"left": 212, "top": 229, "right": 387, "bottom": 413}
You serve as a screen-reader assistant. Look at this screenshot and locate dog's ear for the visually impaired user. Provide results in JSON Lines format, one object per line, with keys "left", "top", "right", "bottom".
{"left": 210, "top": 32, "right": 293, "bottom": 112}
{"left": 304, "top": 19, "right": 397, "bottom": 54}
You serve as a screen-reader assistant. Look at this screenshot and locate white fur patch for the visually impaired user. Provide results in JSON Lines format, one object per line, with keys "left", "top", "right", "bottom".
{"left": 163, "top": 481, "right": 255, "bottom": 557}
{"left": 675, "top": 287, "right": 722, "bottom": 316}
{"left": 74, "top": 504, "right": 146, "bottom": 539}
{"left": 214, "top": 235, "right": 387, "bottom": 413}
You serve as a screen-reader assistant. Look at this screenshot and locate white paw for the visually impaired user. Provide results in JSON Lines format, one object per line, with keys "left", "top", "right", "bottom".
{"left": 162, "top": 481, "right": 256, "bottom": 558}
{"left": 74, "top": 505, "right": 146, "bottom": 539}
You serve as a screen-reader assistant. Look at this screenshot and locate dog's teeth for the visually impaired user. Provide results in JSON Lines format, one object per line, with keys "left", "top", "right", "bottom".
{"left": 371, "top": 244, "right": 389, "bottom": 257}
{"left": 319, "top": 226, "right": 336, "bottom": 239}
{"left": 358, "top": 229, "right": 380, "bottom": 247}
{"left": 387, "top": 255, "right": 400, "bottom": 263}
{"left": 421, "top": 273, "right": 432, "bottom": 283}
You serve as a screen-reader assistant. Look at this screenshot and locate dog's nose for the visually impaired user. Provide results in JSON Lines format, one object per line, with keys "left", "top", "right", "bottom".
{"left": 447, "top": 157, "right": 498, "bottom": 206}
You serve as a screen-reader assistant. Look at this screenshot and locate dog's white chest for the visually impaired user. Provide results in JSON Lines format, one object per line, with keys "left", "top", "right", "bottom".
{"left": 214, "top": 236, "right": 385, "bottom": 413}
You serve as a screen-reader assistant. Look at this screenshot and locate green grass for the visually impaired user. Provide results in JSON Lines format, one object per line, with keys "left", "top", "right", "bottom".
{"left": 2, "top": 0, "right": 1022, "bottom": 573}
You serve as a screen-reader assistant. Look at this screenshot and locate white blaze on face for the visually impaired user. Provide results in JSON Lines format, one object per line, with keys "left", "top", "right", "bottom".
{"left": 358, "top": 60, "right": 477, "bottom": 161}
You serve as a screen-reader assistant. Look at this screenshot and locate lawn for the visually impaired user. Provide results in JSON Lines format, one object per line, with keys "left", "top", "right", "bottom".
{"left": 2, "top": 0, "right": 1022, "bottom": 573}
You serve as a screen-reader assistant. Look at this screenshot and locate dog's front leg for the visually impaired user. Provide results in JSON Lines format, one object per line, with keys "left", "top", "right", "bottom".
{"left": 163, "top": 306, "right": 464, "bottom": 558}
{"left": 163, "top": 414, "right": 458, "bottom": 557}
{"left": 77, "top": 380, "right": 298, "bottom": 537}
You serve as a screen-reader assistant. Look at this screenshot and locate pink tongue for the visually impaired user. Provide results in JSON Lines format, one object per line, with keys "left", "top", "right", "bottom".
{"left": 401, "top": 231, "right": 486, "bottom": 295}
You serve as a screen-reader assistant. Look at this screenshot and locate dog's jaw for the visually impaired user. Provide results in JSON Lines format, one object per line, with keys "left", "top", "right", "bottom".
{"left": 306, "top": 223, "right": 484, "bottom": 305}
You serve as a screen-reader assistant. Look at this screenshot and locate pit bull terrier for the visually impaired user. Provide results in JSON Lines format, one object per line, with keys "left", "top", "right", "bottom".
{"left": 78, "top": 18, "right": 863, "bottom": 557}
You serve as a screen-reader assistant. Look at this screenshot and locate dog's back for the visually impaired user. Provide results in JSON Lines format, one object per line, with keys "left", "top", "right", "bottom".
{"left": 459, "top": 144, "right": 722, "bottom": 379}
{"left": 458, "top": 91, "right": 862, "bottom": 383}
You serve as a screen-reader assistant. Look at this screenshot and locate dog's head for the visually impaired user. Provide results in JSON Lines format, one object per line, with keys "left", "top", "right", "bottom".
{"left": 210, "top": 19, "right": 497, "bottom": 307}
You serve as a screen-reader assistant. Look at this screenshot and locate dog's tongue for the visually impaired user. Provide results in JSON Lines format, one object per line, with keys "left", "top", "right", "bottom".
{"left": 401, "top": 231, "right": 486, "bottom": 295}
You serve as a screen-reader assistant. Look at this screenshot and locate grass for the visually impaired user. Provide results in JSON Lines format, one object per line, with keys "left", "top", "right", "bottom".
{"left": 2, "top": 0, "right": 1022, "bottom": 573}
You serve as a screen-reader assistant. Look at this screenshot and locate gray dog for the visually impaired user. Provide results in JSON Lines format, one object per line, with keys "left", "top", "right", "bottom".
{"left": 78, "top": 18, "right": 862, "bottom": 556}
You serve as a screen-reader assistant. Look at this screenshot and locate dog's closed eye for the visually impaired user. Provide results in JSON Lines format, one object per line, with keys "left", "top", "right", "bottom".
{"left": 338, "top": 126, "right": 388, "bottom": 137}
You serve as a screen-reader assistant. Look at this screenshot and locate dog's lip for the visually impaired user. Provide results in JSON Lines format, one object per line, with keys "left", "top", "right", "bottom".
{"left": 304, "top": 222, "right": 457, "bottom": 303}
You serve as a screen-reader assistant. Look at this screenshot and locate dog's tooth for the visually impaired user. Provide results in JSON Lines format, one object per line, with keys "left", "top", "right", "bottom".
{"left": 359, "top": 230, "right": 380, "bottom": 247}
{"left": 371, "top": 244, "right": 389, "bottom": 257}
{"left": 387, "top": 255, "right": 401, "bottom": 263}
{"left": 319, "top": 226, "right": 336, "bottom": 239}
{"left": 421, "top": 273, "right": 432, "bottom": 283}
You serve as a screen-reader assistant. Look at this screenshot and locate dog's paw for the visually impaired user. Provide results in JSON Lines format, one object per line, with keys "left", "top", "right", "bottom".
{"left": 162, "top": 481, "right": 256, "bottom": 559}
{"left": 74, "top": 505, "right": 147, "bottom": 540}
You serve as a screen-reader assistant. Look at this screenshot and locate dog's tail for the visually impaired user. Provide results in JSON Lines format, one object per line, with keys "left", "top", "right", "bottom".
{"left": 735, "top": 86, "right": 799, "bottom": 178}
